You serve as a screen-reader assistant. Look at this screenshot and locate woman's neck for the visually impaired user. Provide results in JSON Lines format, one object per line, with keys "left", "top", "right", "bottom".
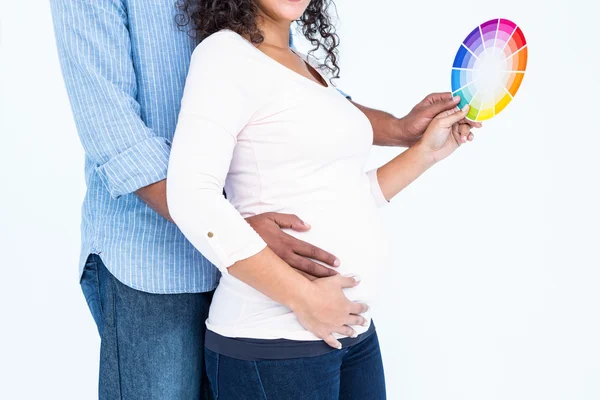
{"left": 256, "top": 12, "right": 292, "bottom": 50}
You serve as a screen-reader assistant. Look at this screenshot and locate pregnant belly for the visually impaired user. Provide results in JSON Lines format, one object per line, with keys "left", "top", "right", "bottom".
{"left": 281, "top": 204, "right": 389, "bottom": 303}
{"left": 206, "top": 198, "right": 389, "bottom": 339}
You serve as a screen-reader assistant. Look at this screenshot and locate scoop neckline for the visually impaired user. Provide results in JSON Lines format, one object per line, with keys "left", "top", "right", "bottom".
{"left": 218, "top": 29, "right": 332, "bottom": 91}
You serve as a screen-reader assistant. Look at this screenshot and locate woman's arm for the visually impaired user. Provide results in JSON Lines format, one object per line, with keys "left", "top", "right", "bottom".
{"left": 374, "top": 105, "right": 472, "bottom": 202}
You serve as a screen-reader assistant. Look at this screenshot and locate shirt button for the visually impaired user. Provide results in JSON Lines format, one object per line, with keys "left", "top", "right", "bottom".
{"left": 207, "top": 232, "right": 214, "bottom": 238}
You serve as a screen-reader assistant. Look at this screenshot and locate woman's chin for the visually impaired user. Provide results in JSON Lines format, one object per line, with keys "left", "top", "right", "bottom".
{"left": 267, "top": 0, "right": 310, "bottom": 21}
{"left": 277, "top": 9, "right": 307, "bottom": 22}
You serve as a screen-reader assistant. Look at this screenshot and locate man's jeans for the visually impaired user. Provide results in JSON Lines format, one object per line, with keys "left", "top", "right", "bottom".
{"left": 81, "top": 254, "right": 214, "bottom": 399}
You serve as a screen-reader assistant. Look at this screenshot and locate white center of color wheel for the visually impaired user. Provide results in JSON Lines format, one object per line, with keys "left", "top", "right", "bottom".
{"left": 473, "top": 51, "right": 507, "bottom": 94}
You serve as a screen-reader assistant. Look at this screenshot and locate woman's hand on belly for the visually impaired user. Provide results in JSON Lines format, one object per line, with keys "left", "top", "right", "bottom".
{"left": 291, "top": 274, "right": 369, "bottom": 349}
{"left": 225, "top": 245, "right": 370, "bottom": 349}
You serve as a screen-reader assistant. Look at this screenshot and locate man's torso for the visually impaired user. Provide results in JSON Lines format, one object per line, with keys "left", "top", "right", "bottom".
{"left": 80, "top": 0, "right": 218, "bottom": 293}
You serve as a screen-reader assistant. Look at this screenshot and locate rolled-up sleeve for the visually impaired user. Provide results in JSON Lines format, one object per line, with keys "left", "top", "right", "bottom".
{"left": 50, "top": 0, "right": 171, "bottom": 199}
{"left": 166, "top": 34, "right": 267, "bottom": 274}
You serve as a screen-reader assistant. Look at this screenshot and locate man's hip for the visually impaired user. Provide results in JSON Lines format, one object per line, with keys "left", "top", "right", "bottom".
{"left": 81, "top": 254, "right": 215, "bottom": 399}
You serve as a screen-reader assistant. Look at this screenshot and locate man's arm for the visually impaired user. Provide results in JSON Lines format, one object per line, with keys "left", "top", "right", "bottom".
{"left": 51, "top": 0, "right": 172, "bottom": 204}
{"left": 352, "top": 102, "right": 408, "bottom": 147}
{"left": 352, "top": 93, "right": 481, "bottom": 147}
{"left": 135, "top": 181, "right": 172, "bottom": 221}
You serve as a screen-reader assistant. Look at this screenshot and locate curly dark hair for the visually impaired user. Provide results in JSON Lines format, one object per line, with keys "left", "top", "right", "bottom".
{"left": 175, "top": 0, "right": 340, "bottom": 79}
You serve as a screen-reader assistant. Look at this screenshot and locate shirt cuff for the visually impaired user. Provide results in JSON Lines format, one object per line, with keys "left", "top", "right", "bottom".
{"left": 366, "top": 168, "right": 389, "bottom": 207}
{"left": 95, "top": 136, "right": 171, "bottom": 199}
{"left": 207, "top": 230, "right": 268, "bottom": 275}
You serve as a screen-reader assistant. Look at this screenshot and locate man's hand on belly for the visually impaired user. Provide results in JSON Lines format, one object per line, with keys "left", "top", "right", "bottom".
{"left": 245, "top": 212, "right": 341, "bottom": 278}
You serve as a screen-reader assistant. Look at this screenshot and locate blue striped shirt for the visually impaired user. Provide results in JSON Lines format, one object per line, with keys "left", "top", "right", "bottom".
{"left": 50, "top": 0, "right": 219, "bottom": 293}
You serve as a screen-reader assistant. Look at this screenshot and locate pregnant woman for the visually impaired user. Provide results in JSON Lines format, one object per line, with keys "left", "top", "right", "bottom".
{"left": 167, "top": 0, "right": 472, "bottom": 398}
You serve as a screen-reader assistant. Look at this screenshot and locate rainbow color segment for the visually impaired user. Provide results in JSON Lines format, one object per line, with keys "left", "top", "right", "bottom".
{"left": 451, "top": 19, "right": 527, "bottom": 121}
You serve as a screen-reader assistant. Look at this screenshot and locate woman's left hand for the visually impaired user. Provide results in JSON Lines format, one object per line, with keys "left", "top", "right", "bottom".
{"left": 418, "top": 105, "right": 475, "bottom": 163}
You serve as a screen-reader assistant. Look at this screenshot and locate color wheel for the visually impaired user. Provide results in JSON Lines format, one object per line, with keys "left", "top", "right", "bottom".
{"left": 451, "top": 19, "right": 527, "bottom": 121}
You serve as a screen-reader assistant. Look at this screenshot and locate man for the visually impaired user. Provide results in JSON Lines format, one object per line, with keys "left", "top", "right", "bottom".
{"left": 50, "top": 0, "right": 478, "bottom": 398}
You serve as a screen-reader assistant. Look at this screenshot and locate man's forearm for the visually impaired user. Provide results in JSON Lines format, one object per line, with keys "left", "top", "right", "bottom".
{"left": 352, "top": 102, "right": 411, "bottom": 147}
{"left": 135, "top": 179, "right": 172, "bottom": 222}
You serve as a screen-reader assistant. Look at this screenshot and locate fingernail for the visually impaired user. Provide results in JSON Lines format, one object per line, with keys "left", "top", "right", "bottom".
{"left": 361, "top": 319, "right": 368, "bottom": 327}
{"left": 462, "top": 136, "right": 467, "bottom": 143}
{"left": 303, "top": 222, "right": 311, "bottom": 228}
{"left": 351, "top": 331, "right": 358, "bottom": 338}
{"left": 337, "top": 343, "right": 342, "bottom": 350}
{"left": 350, "top": 274, "right": 361, "bottom": 282}
{"left": 333, "top": 258, "right": 341, "bottom": 267}
{"left": 461, "top": 104, "right": 469, "bottom": 112}
{"left": 453, "top": 96, "right": 460, "bottom": 102}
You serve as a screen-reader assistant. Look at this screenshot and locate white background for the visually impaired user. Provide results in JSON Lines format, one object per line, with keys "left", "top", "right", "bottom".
{"left": 1, "top": 0, "right": 599, "bottom": 399}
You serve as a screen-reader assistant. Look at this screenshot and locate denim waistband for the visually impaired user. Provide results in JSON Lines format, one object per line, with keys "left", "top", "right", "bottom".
{"left": 205, "top": 321, "right": 376, "bottom": 361}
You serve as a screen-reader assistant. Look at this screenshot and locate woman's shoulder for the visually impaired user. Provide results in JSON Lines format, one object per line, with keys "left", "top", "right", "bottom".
{"left": 191, "top": 29, "right": 254, "bottom": 62}
{"left": 185, "top": 29, "right": 267, "bottom": 102}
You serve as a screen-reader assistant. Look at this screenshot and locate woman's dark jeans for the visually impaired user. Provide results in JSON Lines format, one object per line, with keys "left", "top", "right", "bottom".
{"left": 205, "top": 330, "right": 386, "bottom": 399}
